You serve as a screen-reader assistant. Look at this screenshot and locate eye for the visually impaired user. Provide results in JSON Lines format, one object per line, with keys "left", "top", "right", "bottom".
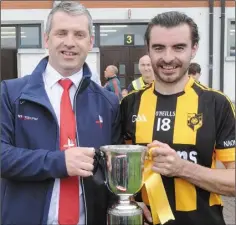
{"left": 57, "top": 30, "right": 67, "bottom": 36}
{"left": 75, "top": 32, "right": 85, "bottom": 38}
{"left": 154, "top": 46, "right": 164, "bottom": 51}
{"left": 174, "top": 46, "right": 185, "bottom": 51}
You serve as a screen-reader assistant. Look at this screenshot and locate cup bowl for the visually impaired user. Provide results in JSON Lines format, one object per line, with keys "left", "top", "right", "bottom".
{"left": 100, "top": 145, "right": 147, "bottom": 196}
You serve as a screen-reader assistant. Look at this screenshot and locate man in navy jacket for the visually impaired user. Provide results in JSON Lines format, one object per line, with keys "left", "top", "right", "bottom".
{"left": 1, "top": 2, "right": 122, "bottom": 225}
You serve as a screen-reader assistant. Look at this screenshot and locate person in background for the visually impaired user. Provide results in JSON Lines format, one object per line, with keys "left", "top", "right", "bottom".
{"left": 121, "top": 11, "right": 235, "bottom": 225}
{"left": 103, "top": 65, "right": 122, "bottom": 100}
{"left": 127, "top": 55, "right": 154, "bottom": 92}
{"left": 90, "top": 67, "right": 101, "bottom": 85}
{"left": 1, "top": 2, "right": 122, "bottom": 225}
{"left": 188, "top": 62, "right": 201, "bottom": 81}
{"left": 121, "top": 88, "right": 128, "bottom": 99}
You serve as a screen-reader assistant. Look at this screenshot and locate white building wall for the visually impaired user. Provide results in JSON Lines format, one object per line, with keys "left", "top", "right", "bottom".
{"left": 1, "top": 7, "right": 235, "bottom": 101}
{"left": 1, "top": 9, "right": 50, "bottom": 28}
{"left": 221, "top": 7, "right": 235, "bottom": 101}
{"left": 17, "top": 49, "right": 47, "bottom": 77}
{"left": 17, "top": 49, "right": 99, "bottom": 78}
{"left": 211, "top": 7, "right": 235, "bottom": 101}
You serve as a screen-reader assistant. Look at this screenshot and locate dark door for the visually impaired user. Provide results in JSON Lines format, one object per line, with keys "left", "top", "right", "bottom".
{"left": 100, "top": 46, "right": 129, "bottom": 88}
{"left": 100, "top": 46, "right": 147, "bottom": 89}
{"left": 129, "top": 46, "right": 147, "bottom": 82}
{"left": 1, "top": 49, "right": 18, "bottom": 81}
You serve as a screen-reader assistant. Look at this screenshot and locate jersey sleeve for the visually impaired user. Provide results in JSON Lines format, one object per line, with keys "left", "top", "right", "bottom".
{"left": 215, "top": 95, "right": 235, "bottom": 162}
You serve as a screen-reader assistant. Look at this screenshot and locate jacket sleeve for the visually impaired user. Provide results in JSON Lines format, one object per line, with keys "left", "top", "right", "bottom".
{"left": 1, "top": 81, "right": 68, "bottom": 181}
{"left": 111, "top": 78, "right": 121, "bottom": 100}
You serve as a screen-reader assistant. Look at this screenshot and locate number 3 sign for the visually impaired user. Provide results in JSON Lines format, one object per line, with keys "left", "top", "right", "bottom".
{"left": 124, "top": 34, "right": 134, "bottom": 45}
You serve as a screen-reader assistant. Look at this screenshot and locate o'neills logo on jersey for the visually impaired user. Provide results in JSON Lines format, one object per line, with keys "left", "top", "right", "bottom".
{"left": 132, "top": 114, "right": 147, "bottom": 123}
{"left": 223, "top": 140, "right": 235, "bottom": 147}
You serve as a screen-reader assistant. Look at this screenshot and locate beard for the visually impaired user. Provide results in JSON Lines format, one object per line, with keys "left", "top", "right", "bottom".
{"left": 152, "top": 58, "right": 189, "bottom": 84}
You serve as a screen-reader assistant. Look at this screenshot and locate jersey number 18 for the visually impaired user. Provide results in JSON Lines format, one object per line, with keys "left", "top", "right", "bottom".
{"left": 156, "top": 118, "right": 171, "bottom": 131}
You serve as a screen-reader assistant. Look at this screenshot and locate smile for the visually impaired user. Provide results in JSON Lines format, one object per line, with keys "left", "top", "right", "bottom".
{"left": 161, "top": 65, "right": 177, "bottom": 69}
{"left": 61, "top": 51, "right": 77, "bottom": 56}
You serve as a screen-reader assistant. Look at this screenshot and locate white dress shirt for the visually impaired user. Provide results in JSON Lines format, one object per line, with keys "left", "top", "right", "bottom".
{"left": 43, "top": 63, "right": 85, "bottom": 225}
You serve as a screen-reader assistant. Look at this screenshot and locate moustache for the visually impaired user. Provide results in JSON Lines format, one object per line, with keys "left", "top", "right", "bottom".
{"left": 157, "top": 59, "right": 182, "bottom": 67}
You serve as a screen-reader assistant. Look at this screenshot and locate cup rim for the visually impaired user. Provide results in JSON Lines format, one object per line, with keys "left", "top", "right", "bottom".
{"left": 100, "top": 144, "right": 147, "bottom": 153}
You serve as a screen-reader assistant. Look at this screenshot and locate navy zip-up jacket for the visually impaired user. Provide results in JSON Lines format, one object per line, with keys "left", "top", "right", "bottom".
{"left": 1, "top": 57, "right": 122, "bottom": 225}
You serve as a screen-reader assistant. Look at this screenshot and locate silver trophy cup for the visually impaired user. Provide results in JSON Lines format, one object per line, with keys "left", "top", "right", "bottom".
{"left": 100, "top": 145, "right": 147, "bottom": 225}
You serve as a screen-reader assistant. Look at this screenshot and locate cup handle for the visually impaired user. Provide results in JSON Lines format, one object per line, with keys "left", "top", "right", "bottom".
{"left": 94, "top": 148, "right": 109, "bottom": 185}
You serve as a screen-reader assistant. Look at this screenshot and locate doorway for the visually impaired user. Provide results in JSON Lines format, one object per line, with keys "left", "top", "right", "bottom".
{"left": 100, "top": 46, "right": 147, "bottom": 88}
{"left": 1, "top": 49, "right": 18, "bottom": 81}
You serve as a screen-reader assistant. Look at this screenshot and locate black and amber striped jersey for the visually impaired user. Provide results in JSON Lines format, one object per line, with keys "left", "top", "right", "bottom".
{"left": 120, "top": 77, "right": 235, "bottom": 225}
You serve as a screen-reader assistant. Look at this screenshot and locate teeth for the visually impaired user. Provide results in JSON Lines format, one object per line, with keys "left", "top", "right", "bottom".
{"left": 162, "top": 66, "right": 176, "bottom": 69}
{"left": 62, "top": 51, "right": 75, "bottom": 56}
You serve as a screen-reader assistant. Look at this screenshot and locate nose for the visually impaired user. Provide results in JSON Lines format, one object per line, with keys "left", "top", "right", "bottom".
{"left": 162, "top": 49, "right": 175, "bottom": 63}
{"left": 63, "top": 34, "right": 76, "bottom": 47}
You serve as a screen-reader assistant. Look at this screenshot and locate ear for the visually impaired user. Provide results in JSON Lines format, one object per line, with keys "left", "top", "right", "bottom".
{"left": 44, "top": 33, "right": 49, "bottom": 49}
{"left": 191, "top": 43, "right": 199, "bottom": 59}
{"left": 89, "top": 35, "right": 94, "bottom": 51}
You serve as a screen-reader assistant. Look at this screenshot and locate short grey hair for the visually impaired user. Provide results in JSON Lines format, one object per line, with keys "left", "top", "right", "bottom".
{"left": 111, "top": 65, "right": 118, "bottom": 75}
{"left": 45, "top": 1, "right": 93, "bottom": 36}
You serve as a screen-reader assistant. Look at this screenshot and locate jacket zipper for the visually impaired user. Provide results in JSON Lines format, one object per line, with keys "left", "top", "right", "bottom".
{"left": 18, "top": 98, "right": 59, "bottom": 224}
{"left": 73, "top": 77, "right": 88, "bottom": 225}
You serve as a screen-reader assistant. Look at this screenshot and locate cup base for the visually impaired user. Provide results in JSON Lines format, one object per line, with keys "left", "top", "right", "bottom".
{"left": 107, "top": 201, "right": 143, "bottom": 225}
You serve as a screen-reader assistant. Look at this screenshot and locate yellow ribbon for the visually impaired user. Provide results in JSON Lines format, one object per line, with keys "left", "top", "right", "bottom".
{"left": 142, "top": 148, "right": 175, "bottom": 224}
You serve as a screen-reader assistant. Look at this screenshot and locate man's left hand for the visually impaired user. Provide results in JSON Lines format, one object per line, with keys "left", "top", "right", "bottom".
{"left": 148, "top": 140, "right": 185, "bottom": 177}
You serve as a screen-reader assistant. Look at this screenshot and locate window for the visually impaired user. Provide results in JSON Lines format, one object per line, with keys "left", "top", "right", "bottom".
{"left": 100, "top": 24, "right": 147, "bottom": 46}
{"left": 119, "top": 64, "right": 126, "bottom": 75}
{"left": 19, "top": 25, "right": 41, "bottom": 48}
{"left": 227, "top": 19, "right": 235, "bottom": 57}
{"left": 1, "top": 24, "right": 42, "bottom": 49}
{"left": 118, "top": 64, "right": 126, "bottom": 89}
{"left": 1, "top": 26, "right": 17, "bottom": 48}
{"left": 92, "top": 25, "right": 99, "bottom": 47}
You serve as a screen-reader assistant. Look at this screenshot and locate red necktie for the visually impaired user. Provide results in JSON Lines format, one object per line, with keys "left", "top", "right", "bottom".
{"left": 58, "top": 79, "right": 79, "bottom": 225}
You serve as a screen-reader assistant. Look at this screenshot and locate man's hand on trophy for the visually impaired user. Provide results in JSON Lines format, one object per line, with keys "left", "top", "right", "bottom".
{"left": 148, "top": 140, "right": 185, "bottom": 177}
{"left": 65, "top": 147, "right": 95, "bottom": 177}
{"left": 136, "top": 202, "right": 153, "bottom": 225}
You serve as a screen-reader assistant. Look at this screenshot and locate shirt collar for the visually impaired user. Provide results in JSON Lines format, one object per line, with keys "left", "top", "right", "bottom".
{"left": 43, "top": 63, "right": 83, "bottom": 89}
{"left": 106, "top": 75, "right": 117, "bottom": 81}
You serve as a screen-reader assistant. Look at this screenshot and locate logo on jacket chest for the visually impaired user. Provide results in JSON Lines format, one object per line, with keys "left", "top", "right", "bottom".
{"left": 95, "top": 115, "right": 103, "bottom": 128}
{"left": 18, "top": 114, "right": 38, "bottom": 121}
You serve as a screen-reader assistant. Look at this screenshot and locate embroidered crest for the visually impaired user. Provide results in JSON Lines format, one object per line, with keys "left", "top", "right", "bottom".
{"left": 187, "top": 113, "right": 203, "bottom": 131}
